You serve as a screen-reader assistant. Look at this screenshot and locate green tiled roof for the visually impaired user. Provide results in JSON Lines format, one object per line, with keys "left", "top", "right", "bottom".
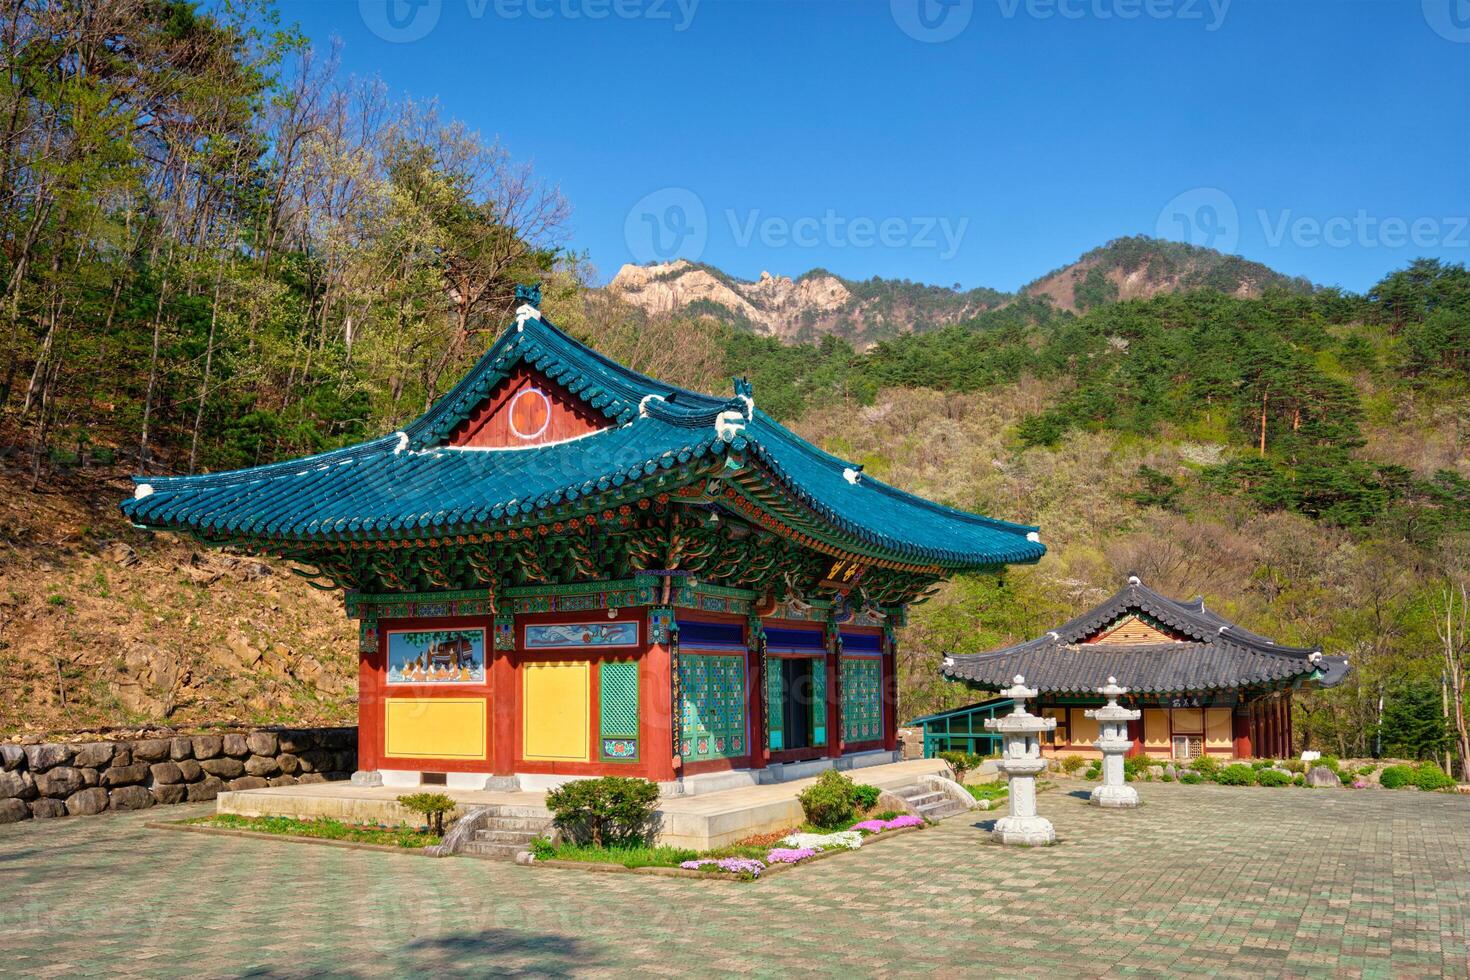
{"left": 120, "top": 305, "right": 1045, "bottom": 570}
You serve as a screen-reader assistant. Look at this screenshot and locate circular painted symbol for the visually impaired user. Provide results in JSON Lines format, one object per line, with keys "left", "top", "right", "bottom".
{"left": 508, "top": 387, "right": 551, "bottom": 440}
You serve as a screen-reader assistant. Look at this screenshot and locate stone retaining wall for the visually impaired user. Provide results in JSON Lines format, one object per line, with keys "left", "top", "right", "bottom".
{"left": 0, "top": 727, "right": 355, "bottom": 823}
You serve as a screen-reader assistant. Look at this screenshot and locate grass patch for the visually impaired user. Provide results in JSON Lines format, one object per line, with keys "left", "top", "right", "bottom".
{"left": 540, "top": 842, "right": 700, "bottom": 868}
{"left": 966, "top": 781, "right": 1009, "bottom": 802}
{"left": 187, "top": 813, "right": 440, "bottom": 849}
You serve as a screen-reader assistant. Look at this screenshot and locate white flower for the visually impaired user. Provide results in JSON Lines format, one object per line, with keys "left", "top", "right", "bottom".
{"left": 779, "top": 831, "right": 863, "bottom": 851}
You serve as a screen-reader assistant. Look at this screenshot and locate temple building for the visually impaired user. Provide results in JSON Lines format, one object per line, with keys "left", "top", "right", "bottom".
{"left": 120, "top": 286, "right": 1045, "bottom": 791}
{"left": 939, "top": 575, "right": 1349, "bottom": 761}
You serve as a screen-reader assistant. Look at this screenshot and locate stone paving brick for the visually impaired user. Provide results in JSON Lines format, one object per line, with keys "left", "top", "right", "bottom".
{"left": 1, "top": 783, "right": 1468, "bottom": 976}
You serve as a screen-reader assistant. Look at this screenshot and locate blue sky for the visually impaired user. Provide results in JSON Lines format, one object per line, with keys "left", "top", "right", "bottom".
{"left": 291, "top": 1, "right": 1470, "bottom": 292}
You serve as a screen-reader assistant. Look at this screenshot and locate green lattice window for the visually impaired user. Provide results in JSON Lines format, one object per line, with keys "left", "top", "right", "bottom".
{"left": 810, "top": 659, "right": 827, "bottom": 747}
{"left": 599, "top": 660, "right": 639, "bottom": 761}
{"left": 678, "top": 654, "right": 746, "bottom": 761}
{"left": 842, "top": 657, "right": 882, "bottom": 743}
{"left": 766, "top": 662, "right": 784, "bottom": 750}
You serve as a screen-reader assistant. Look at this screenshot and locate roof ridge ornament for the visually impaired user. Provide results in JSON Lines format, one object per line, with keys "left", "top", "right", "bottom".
{"left": 513, "top": 282, "right": 543, "bottom": 332}
{"left": 1127, "top": 573, "right": 1141, "bottom": 587}
{"left": 843, "top": 465, "right": 862, "bottom": 486}
{"left": 393, "top": 431, "right": 409, "bottom": 455}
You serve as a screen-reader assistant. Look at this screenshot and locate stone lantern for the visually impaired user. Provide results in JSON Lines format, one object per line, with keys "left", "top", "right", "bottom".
{"left": 983, "top": 675, "right": 1057, "bottom": 846}
{"left": 1085, "top": 676, "right": 1141, "bottom": 808}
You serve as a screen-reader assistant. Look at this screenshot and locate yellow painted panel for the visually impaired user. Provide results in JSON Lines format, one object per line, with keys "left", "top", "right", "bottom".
{"left": 1071, "top": 711, "right": 1100, "bottom": 747}
{"left": 523, "top": 661, "right": 590, "bottom": 762}
{"left": 1172, "top": 707, "right": 1205, "bottom": 735}
{"left": 384, "top": 698, "right": 487, "bottom": 760}
{"left": 1205, "top": 708, "right": 1234, "bottom": 749}
{"left": 1143, "top": 708, "right": 1171, "bottom": 749}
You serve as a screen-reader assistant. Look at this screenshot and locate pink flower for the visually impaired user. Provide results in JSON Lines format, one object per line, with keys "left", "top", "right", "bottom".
{"left": 766, "top": 847, "right": 818, "bottom": 864}
{"left": 851, "top": 819, "right": 888, "bottom": 834}
{"left": 883, "top": 815, "right": 924, "bottom": 829}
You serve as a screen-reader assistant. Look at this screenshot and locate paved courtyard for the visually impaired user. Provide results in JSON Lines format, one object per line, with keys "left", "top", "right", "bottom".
{"left": 3, "top": 782, "right": 1468, "bottom": 977}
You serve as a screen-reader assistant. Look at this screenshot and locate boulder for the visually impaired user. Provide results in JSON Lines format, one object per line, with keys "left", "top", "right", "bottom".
{"left": 244, "top": 755, "right": 280, "bottom": 777}
{"left": 277, "top": 730, "right": 314, "bottom": 754}
{"left": 200, "top": 758, "right": 244, "bottom": 779}
{"left": 0, "top": 744, "right": 26, "bottom": 771}
{"left": 24, "top": 743, "right": 74, "bottom": 772}
{"left": 109, "top": 785, "right": 154, "bottom": 810}
{"left": 276, "top": 754, "right": 301, "bottom": 775}
{"left": 177, "top": 760, "right": 203, "bottom": 783}
{"left": 222, "top": 734, "right": 250, "bottom": 758}
{"left": 1305, "top": 766, "right": 1339, "bottom": 788}
{"left": 169, "top": 737, "right": 194, "bottom": 762}
{"left": 191, "top": 735, "right": 224, "bottom": 759}
{"left": 111, "top": 747, "right": 132, "bottom": 767}
{"left": 246, "top": 731, "right": 278, "bottom": 756}
{"left": 228, "top": 775, "right": 269, "bottom": 791}
{"left": 100, "top": 764, "right": 150, "bottom": 787}
{"left": 132, "top": 738, "right": 171, "bottom": 763}
{"left": 187, "top": 776, "right": 225, "bottom": 802}
{"left": 297, "top": 772, "right": 327, "bottom": 784}
{"left": 36, "top": 766, "right": 85, "bottom": 798}
{"left": 151, "top": 783, "right": 187, "bottom": 806}
{"left": 72, "top": 742, "right": 115, "bottom": 769}
{"left": 1164, "top": 763, "right": 1177, "bottom": 779}
{"left": 0, "top": 798, "right": 30, "bottom": 823}
{"left": 0, "top": 768, "right": 36, "bottom": 801}
{"left": 80, "top": 768, "right": 99, "bottom": 788}
{"left": 30, "top": 797, "right": 67, "bottom": 819}
{"left": 65, "top": 787, "right": 110, "bottom": 816}
{"left": 268, "top": 774, "right": 298, "bottom": 787}
{"left": 149, "top": 762, "right": 184, "bottom": 785}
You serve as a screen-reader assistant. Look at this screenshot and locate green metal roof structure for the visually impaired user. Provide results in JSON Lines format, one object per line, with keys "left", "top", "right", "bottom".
{"left": 120, "top": 292, "right": 1043, "bottom": 603}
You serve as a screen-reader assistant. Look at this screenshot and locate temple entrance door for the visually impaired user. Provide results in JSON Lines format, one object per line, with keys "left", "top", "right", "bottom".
{"left": 781, "top": 658, "right": 815, "bottom": 751}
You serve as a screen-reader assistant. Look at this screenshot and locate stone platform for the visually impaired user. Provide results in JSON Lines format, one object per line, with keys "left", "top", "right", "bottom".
{"left": 217, "top": 757, "right": 951, "bottom": 850}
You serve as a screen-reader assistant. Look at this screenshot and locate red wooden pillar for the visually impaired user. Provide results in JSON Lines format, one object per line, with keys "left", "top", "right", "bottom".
{"left": 827, "top": 644, "right": 842, "bottom": 760}
{"left": 1285, "top": 691, "right": 1295, "bottom": 758}
{"left": 882, "top": 635, "right": 899, "bottom": 754}
{"left": 1232, "top": 709, "right": 1252, "bottom": 759}
{"left": 357, "top": 646, "right": 381, "bottom": 772}
{"left": 644, "top": 636, "right": 676, "bottom": 782}
{"left": 490, "top": 642, "right": 515, "bottom": 776}
{"left": 1126, "top": 718, "right": 1144, "bottom": 757}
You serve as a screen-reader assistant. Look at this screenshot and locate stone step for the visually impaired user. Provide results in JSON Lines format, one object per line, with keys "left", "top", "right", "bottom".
{"left": 917, "top": 801, "right": 970, "bottom": 821}
{"left": 476, "top": 815, "right": 552, "bottom": 833}
{"left": 462, "top": 841, "right": 529, "bottom": 860}
{"left": 475, "top": 828, "right": 542, "bottom": 845}
{"left": 898, "top": 790, "right": 945, "bottom": 807}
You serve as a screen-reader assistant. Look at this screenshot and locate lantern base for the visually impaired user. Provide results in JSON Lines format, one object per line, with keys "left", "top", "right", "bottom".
{"left": 992, "top": 814, "right": 1056, "bottom": 846}
{"left": 1090, "top": 783, "right": 1140, "bottom": 808}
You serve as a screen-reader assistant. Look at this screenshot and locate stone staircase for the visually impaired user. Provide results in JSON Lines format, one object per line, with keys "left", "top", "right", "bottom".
{"left": 893, "top": 783, "right": 971, "bottom": 822}
{"left": 458, "top": 807, "right": 553, "bottom": 861}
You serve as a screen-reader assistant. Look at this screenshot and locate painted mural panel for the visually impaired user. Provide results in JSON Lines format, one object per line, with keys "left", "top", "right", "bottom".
{"left": 678, "top": 654, "right": 746, "bottom": 761}
{"left": 524, "top": 621, "right": 639, "bottom": 650}
{"left": 386, "top": 629, "right": 486, "bottom": 684}
{"left": 841, "top": 657, "right": 882, "bottom": 743}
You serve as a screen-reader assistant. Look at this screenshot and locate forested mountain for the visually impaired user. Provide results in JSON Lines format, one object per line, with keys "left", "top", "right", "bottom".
{"left": 0, "top": 2, "right": 1466, "bottom": 768}
{"left": 606, "top": 237, "right": 1313, "bottom": 343}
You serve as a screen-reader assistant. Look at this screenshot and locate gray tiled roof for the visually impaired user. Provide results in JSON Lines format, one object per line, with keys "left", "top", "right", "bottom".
{"left": 942, "top": 577, "right": 1349, "bottom": 695}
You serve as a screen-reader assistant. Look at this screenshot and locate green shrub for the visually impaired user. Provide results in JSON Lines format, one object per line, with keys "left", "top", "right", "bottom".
{"left": 852, "top": 783, "right": 882, "bottom": 811}
{"left": 1320, "top": 755, "right": 1341, "bottom": 772}
{"left": 1379, "top": 764, "right": 1415, "bottom": 789}
{"left": 1159, "top": 774, "right": 1174, "bottom": 782}
{"left": 396, "top": 792, "right": 457, "bottom": 835}
{"left": 1189, "top": 755, "right": 1220, "bottom": 776}
{"left": 1292, "top": 774, "right": 1306, "bottom": 786}
{"left": 1214, "top": 764, "right": 1257, "bottom": 786}
{"left": 529, "top": 836, "right": 556, "bottom": 860}
{"left": 798, "top": 770, "right": 858, "bottom": 828}
{"left": 545, "top": 776, "right": 660, "bottom": 847}
{"left": 1059, "top": 754, "right": 1086, "bottom": 775}
{"left": 1256, "top": 768, "right": 1293, "bottom": 787}
{"left": 938, "top": 751, "right": 984, "bottom": 784}
{"left": 1251, "top": 759, "right": 1273, "bottom": 770}
{"left": 1413, "top": 762, "right": 1457, "bottom": 792}
{"left": 1355, "top": 763, "right": 1378, "bottom": 776}
{"left": 1281, "top": 759, "right": 1306, "bottom": 774}
{"left": 1123, "top": 755, "right": 1154, "bottom": 782}
{"left": 1338, "top": 769, "right": 1355, "bottom": 785}
{"left": 1179, "top": 771, "right": 1204, "bottom": 785}
{"left": 1083, "top": 764, "right": 1101, "bottom": 781}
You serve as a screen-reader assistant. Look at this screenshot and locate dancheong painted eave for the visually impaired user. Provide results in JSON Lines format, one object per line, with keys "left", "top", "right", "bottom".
{"left": 119, "top": 295, "right": 1045, "bottom": 571}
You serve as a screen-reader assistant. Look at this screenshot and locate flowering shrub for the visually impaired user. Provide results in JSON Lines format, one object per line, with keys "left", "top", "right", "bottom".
{"left": 781, "top": 830, "right": 863, "bottom": 851}
{"left": 680, "top": 857, "right": 766, "bottom": 878}
{"left": 765, "top": 847, "right": 818, "bottom": 864}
